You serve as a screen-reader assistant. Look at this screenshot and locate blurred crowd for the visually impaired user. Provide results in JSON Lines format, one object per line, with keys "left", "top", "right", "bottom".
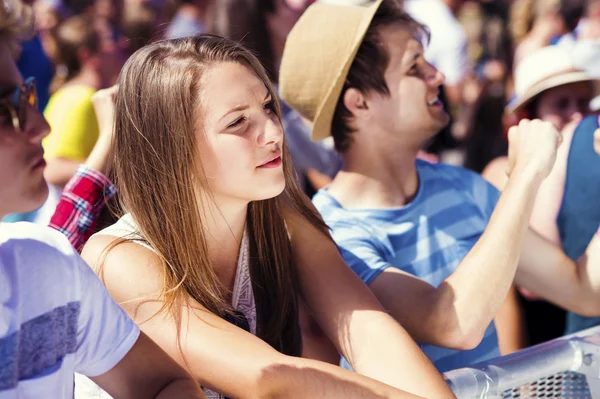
{"left": 3, "top": 0, "right": 600, "bottom": 397}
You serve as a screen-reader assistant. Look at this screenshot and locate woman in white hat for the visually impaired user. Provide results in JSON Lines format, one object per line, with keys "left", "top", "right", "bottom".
{"left": 483, "top": 44, "right": 597, "bottom": 348}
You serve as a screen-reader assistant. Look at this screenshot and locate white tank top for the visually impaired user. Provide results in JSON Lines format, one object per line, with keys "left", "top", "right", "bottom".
{"left": 75, "top": 213, "right": 256, "bottom": 399}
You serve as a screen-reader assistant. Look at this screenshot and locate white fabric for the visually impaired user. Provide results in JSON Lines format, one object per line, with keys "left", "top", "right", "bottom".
{"left": 0, "top": 223, "right": 140, "bottom": 399}
{"left": 405, "top": 0, "right": 468, "bottom": 86}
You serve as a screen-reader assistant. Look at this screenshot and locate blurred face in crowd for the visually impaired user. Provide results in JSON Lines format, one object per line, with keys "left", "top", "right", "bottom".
{"left": 32, "top": 1, "right": 60, "bottom": 32}
{"left": 93, "top": 20, "right": 127, "bottom": 84}
{"left": 266, "top": 0, "right": 314, "bottom": 41}
{"left": 534, "top": 82, "right": 593, "bottom": 131}
{"left": 365, "top": 25, "right": 449, "bottom": 145}
{"left": 0, "top": 41, "right": 50, "bottom": 218}
{"left": 196, "top": 62, "right": 285, "bottom": 204}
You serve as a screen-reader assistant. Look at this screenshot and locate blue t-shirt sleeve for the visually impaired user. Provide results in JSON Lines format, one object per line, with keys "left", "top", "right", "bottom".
{"left": 334, "top": 232, "right": 393, "bottom": 285}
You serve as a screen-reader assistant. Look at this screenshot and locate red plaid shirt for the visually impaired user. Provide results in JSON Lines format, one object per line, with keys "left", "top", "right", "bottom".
{"left": 49, "top": 165, "right": 116, "bottom": 252}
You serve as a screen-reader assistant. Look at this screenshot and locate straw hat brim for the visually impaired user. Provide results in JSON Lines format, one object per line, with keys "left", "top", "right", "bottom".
{"left": 280, "top": 0, "right": 383, "bottom": 142}
{"left": 311, "top": 1, "right": 382, "bottom": 141}
{"left": 506, "top": 71, "right": 597, "bottom": 115}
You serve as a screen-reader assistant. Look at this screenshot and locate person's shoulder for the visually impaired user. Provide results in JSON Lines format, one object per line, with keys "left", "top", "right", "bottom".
{"left": 46, "top": 85, "right": 95, "bottom": 111}
{"left": 1, "top": 222, "right": 77, "bottom": 256}
{"left": 0, "top": 223, "right": 85, "bottom": 295}
{"left": 82, "top": 227, "right": 165, "bottom": 305}
{"left": 312, "top": 189, "right": 340, "bottom": 213}
{"left": 311, "top": 189, "right": 384, "bottom": 241}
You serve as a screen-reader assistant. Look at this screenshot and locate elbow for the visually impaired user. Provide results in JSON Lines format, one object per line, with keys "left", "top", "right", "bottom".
{"left": 572, "top": 299, "right": 600, "bottom": 318}
{"left": 247, "top": 357, "right": 296, "bottom": 399}
{"left": 442, "top": 327, "right": 485, "bottom": 351}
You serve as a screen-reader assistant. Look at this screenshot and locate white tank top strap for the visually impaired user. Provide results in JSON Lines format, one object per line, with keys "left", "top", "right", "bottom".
{"left": 91, "top": 213, "right": 155, "bottom": 253}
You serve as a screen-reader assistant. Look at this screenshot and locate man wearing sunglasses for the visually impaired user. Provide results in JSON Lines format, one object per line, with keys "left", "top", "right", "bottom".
{"left": 0, "top": 1, "right": 205, "bottom": 397}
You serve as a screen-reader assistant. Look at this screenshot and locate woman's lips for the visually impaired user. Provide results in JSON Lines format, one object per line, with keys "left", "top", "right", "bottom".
{"left": 258, "top": 156, "right": 282, "bottom": 168}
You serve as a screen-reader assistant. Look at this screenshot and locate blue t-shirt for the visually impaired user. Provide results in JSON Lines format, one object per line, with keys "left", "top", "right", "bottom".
{"left": 17, "top": 35, "right": 53, "bottom": 111}
{"left": 313, "top": 159, "right": 501, "bottom": 372}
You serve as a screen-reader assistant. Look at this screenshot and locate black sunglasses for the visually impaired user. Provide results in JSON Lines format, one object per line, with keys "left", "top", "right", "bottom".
{"left": 0, "top": 77, "right": 38, "bottom": 134}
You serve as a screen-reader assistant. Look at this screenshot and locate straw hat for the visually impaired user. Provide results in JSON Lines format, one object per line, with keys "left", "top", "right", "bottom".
{"left": 506, "top": 45, "right": 597, "bottom": 114}
{"left": 279, "top": 0, "right": 383, "bottom": 141}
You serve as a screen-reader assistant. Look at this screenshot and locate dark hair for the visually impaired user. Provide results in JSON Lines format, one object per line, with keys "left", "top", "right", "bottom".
{"left": 330, "top": 0, "right": 429, "bottom": 152}
{"left": 560, "top": 0, "right": 586, "bottom": 32}
{"left": 50, "top": 16, "right": 100, "bottom": 93}
{"left": 210, "top": 0, "right": 277, "bottom": 81}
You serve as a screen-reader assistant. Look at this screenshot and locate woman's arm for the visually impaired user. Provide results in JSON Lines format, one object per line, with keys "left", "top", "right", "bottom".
{"left": 48, "top": 86, "right": 118, "bottom": 250}
{"left": 82, "top": 234, "right": 430, "bottom": 399}
{"left": 284, "top": 207, "right": 455, "bottom": 398}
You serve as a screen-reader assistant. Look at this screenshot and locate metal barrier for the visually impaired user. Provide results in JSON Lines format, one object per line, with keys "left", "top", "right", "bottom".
{"left": 444, "top": 326, "right": 600, "bottom": 399}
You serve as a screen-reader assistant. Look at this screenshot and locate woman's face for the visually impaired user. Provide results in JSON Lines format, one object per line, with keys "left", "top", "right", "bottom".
{"left": 535, "top": 81, "right": 593, "bottom": 131}
{"left": 196, "top": 62, "right": 285, "bottom": 205}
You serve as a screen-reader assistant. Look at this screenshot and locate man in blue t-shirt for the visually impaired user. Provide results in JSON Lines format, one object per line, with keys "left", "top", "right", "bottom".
{"left": 280, "top": 0, "right": 600, "bottom": 372}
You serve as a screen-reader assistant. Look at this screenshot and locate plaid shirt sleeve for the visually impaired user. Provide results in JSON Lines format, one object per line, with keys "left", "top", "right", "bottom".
{"left": 49, "top": 165, "right": 116, "bottom": 252}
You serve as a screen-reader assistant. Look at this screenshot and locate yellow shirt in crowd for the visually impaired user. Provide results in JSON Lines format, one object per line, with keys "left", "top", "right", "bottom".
{"left": 43, "top": 85, "right": 99, "bottom": 161}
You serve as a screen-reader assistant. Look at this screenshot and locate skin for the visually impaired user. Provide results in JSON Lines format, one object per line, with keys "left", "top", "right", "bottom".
{"left": 483, "top": 82, "right": 594, "bottom": 246}
{"left": 0, "top": 39, "right": 204, "bottom": 399}
{"left": 483, "top": 81, "right": 593, "bottom": 352}
{"left": 83, "top": 61, "right": 455, "bottom": 398}
{"left": 44, "top": 19, "right": 126, "bottom": 187}
{"left": 324, "top": 24, "right": 597, "bottom": 359}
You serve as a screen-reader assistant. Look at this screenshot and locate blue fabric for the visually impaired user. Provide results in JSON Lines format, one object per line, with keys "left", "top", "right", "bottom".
{"left": 17, "top": 35, "right": 53, "bottom": 111}
{"left": 557, "top": 114, "right": 600, "bottom": 261}
{"left": 313, "top": 160, "right": 501, "bottom": 371}
{"left": 557, "top": 114, "right": 600, "bottom": 334}
{"left": 2, "top": 211, "right": 37, "bottom": 223}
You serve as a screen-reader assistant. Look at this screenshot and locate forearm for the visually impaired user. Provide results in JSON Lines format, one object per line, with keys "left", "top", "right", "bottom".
{"left": 49, "top": 165, "right": 115, "bottom": 251}
{"left": 432, "top": 171, "right": 543, "bottom": 344}
{"left": 494, "top": 286, "right": 527, "bottom": 355}
{"left": 85, "top": 133, "right": 113, "bottom": 175}
{"left": 516, "top": 234, "right": 600, "bottom": 315}
{"left": 343, "top": 311, "right": 455, "bottom": 399}
{"left": 155, "top": 378, "right": 205, "bottom": 399}
{"left": 44, "top": 157, "right": 82, "bottom": 187}
{"left": 262, "top": 355, "right": 430, "bottom": 399}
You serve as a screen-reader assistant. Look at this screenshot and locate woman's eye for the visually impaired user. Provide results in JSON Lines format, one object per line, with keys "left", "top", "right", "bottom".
{"left": 228, "top": 116, "right": 246, "bottom": 129}
{"left": 264, "top": 100, "right": 276, "bottom": 114}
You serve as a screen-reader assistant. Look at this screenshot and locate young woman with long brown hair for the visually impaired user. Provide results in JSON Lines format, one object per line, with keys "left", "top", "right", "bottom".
{"left": 80, "top": 35, "right": 455, "bottom": 398}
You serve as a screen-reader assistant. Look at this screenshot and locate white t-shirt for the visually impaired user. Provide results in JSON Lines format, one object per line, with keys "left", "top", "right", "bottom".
{"left": 0, "top": 222, "right": 140, "bottom": 398}
{"left": 405, "top": 0, "right": 469, "bottom": 86}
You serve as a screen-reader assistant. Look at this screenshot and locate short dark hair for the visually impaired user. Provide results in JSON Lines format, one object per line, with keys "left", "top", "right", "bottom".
{"left": 330, "top": 0, "right": 429, "bottom": 153}
{"left": 560, "top": 0, "right": 586, "bottom": 32}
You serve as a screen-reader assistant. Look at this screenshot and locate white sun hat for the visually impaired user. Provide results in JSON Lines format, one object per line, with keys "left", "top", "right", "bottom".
{"left": 506, "top": 45, "right": 597, "bottom": 114}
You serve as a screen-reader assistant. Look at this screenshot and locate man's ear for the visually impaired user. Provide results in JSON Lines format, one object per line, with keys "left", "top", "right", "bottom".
{"left": 343, "top": 87, "right": 369, "bottom": 117}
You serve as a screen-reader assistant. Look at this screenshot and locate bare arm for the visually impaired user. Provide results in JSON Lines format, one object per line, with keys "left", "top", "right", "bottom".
{"left": 44, "top": 157, "right": 81, "bottom": 187}
{"left": 285, "top": 207, "right": 455, "bottom": 398}
{"left": 514, "top": 230, "right": 600, "bottom": 316}
{"left": 494, "top": 286, "right": 527, "bottom": 355}
{"left": 82, "top": 235, "right": 429, "bottom": 399}
{"left": 367, "top": 120, "right": 561, "bottom": 349}
{"left": 91, "top": 332, "right": 205, "bottom": 399}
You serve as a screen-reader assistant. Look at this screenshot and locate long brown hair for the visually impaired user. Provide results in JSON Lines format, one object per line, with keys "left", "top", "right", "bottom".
{"left": 111, "top": 34, "right": 327, "bottom": 356}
